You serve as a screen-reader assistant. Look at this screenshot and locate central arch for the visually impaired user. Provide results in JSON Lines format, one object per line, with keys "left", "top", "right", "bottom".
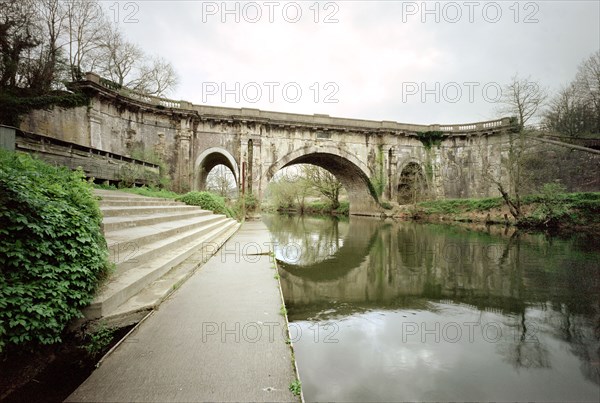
{"left": 193, "top": 147, "right": 239, "bottom": 191}
{"left": 264, "top": 145, "right": 383, "bottom": 215}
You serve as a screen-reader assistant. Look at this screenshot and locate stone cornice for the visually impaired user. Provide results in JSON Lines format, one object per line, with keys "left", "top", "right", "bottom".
{"left": 70, "top": 72, "right": 514, "bottom": 137}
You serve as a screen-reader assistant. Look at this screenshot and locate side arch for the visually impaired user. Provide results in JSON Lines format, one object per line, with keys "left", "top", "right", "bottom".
{"left": 193, "top": 147, "right": 239, "bottom": 191}
{"left": 396, "top": 159, "right": 428, "bottom": 204}
{"left": 264, "top": 145, "right": 382, "bottom": 215}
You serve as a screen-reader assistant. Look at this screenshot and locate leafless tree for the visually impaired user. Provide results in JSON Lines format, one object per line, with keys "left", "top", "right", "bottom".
{"left": 94, "top": 23, "right": 179, "bottom": 96}
{"left": 28, "top": 0, "right": 68, "bottom": 91}
{"left": 205, "top": 165, "right": 236, "bottom": 198}
{"left": 574, "top": 51, "right": 600, "bottom": 120}
{"left": 132, "top": 56, "right": 179, "bottom": 97}
{"left": 65, "top": 0, "right": 108, "bottom": 81}
{"left": 543, "top": 84, "right": 593, "bottom": 137}
{"left": 1, "top": 0, "right": 179, "bottom": 97}
{"left": 301, "top": 165, "right": 343, "bottom": 209}
{"left": 544, "top": 52, "right": 600, "bottom": 137}
{"left": 491, "top": 75, "right": 547, "bottom": 219}
{"left": 97, "top": 23, "right": 142, "bottom": 87}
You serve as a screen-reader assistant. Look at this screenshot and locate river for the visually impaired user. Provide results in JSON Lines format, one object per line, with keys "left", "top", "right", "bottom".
{"left": 263, "top": 214, "right": 600, "bottom": 402}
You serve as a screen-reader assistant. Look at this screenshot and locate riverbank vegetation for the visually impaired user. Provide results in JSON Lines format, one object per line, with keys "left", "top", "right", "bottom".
{"left": 0, "top": 150, "right": 111, "bottom": 352}
{"left": 407, "top": 187, "right": 600, "bottom": 231}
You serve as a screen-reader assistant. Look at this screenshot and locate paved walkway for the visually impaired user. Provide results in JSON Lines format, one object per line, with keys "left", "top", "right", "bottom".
{"left": 67, "top": 221, "right": 298, "bottom": 402}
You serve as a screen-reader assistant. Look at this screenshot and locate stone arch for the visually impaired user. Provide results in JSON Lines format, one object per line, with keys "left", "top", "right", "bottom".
{"left": 264, "top": 145, "right": 382, "bottom": 215}
{"left": 194, "top": 147, "right": 239, "bottom": 191}
{"left": 397, "top": 160, "right": 427, "bottom": 204}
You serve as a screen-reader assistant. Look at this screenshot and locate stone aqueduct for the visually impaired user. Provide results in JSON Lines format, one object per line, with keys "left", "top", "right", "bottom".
{"left": 19, "top": 73, "right": 599, "bottom": 215}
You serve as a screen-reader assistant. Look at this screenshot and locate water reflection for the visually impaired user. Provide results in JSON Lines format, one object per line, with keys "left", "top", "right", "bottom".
{"left": 264, "top": 215, "right": 600, "bottom": 402}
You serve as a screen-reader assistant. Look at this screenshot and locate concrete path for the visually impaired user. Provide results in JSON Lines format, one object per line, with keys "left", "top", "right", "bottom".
{"left": 67, "top": 221, "right": 298, "bottom": 402}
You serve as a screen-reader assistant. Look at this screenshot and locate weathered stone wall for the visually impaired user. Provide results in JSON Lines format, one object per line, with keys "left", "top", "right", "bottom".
{"left": 19, "top": 98, "right": 193, "bottom": 192}
{"left": 427, "top": 134, "right": 600, "bottom": 199}
{"left": 20, "top": 105, "right": 90, "bottom": 147}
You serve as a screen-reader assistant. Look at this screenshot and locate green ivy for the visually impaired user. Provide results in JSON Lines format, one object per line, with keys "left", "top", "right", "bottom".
{"left": 416, "top": 131, "right": 445, "bottom": 150}
{"left": 370, "top": 148, "right": 386, "bottom": 198}
{"left": 0, "top": 91, "right": 90, "bottom": 126}
{"left": 0, "top": 150, "right": 109, "bottom": 352}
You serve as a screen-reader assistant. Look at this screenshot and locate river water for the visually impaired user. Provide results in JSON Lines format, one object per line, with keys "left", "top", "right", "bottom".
{"left": 263, "top": 214, "right": 600, "bottom": 402}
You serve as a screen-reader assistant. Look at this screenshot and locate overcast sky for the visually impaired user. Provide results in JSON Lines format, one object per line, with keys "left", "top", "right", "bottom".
{"left": 110, "top": 0, "right": 599, "bottom": 125}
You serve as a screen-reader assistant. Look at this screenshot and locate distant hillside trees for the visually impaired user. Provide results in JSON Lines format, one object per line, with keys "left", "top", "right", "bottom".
{"left": 543, "top": 51, "right": 600, "bottom": 138}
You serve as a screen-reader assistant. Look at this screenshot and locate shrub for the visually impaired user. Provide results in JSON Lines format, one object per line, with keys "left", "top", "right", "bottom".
{"left": 334, "top": 201, "right": 350, "bottom": 216}
{"left": 0, "top": 150, "right": 110, "bottom": 352}
{"left": 520, "top": 182, "right": 570, "bottom": 228}
{"left": 242, "top": 193, "right": 258, "bottom": 211}
{"left": 381, "top": 201, "right": 393, "bottom": 210}
{"left": 176, "top": 191, "right": 236, "bottom": 219}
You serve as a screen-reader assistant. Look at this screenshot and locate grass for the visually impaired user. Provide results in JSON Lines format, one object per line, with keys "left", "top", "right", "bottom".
{"left": 280, "top": 305, "right": 287, "bottom": 316}
{"left": 418, "top": 197, "right": 504, "bottom": 214}
{"left": 417, "top": 192, "right": 600, "bottom": 215}
{"left": 94, "top": 184, "right": 180, "bottom": 199}
{"left": 289, "top": 379, "right": 302, "bottom": 396}
{"left": 118, "top": 186, "right": 179, "bottom": 199}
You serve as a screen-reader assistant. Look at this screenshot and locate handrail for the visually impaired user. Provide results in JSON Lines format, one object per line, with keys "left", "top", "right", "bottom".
{"left": 4, "top": 125, "right": 160, "bottom": 169}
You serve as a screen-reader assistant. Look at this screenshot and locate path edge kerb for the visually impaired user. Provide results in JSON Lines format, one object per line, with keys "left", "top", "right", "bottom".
{"left": 274, "top": 253, "right": 305, "bottom": 403}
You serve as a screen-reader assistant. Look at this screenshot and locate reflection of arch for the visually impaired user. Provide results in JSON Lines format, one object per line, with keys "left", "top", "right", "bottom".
{"left": 194, "top": 147, "right": 239, "bottom": 190}
{"left": 397, "top": 161, "right": 427, "bottom": 204}
{"left": 273, "top": 217, "right": 384, "bottom": 281}
{"left": 265, "top": 145, "right": 382, "bottom": 215}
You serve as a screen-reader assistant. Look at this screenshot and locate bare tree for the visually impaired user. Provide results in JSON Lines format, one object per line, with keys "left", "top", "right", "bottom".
{"left": 544, "top": 52, "right": 600, "bottom": 137}
{"left": 1, "top": 0, "right": 179, "bottom": 97}
{"left": 502, "top": 75, "right": 546, "bottom": 132}
{"left": 397, "top": 163, "right": 426, "bottom": 205}
{"left": 27, "top": 0, "right": 68, "bottom": 92}
{"left": 131, "top": 56, "right": 178, "bottom": 97}
{"left": 574, "top": 51, "right": 600, "bottom": 134}
{"left": 574, "top": 51, "right": 600, "bottom": 118}
{"left": 543, "top": 84, "right": 593, "bottom": 137}
{"left": 94, "top": 23, "right": 179, "bottom": 96}
{"left": 491, "top": 75, "right": 547, "bottom": 219}
{"left": 65, "top": 0, "right": 108, "bottom": 81}
{"left": 97, "top": 23, "right": 142, "bottom": 87}
{"left": 301, "top": 165, "right": 343, "bottom": 209}
{"left": 205, "top": 165, "right": 236, "bottom": 198}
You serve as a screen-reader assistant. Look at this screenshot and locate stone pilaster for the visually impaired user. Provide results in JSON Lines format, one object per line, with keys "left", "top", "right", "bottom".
{"left": 175, "top": 119, "right": 193, "bottom": 193}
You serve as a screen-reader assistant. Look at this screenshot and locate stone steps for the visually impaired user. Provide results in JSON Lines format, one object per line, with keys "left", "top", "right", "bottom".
{"left": 101, "top": 210, "right": 212, "bottom": 232}
{"left": 108, "top": 215, "right": 229, "bottom": 274}
{"left": 85, "top": 189, "right": 240, "bottom": 324}
{"left": 99, "top": 199, "right": 183, "bottom": 207}
{"left": 100, "top": 204, "right": 200, "bottom": 217}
